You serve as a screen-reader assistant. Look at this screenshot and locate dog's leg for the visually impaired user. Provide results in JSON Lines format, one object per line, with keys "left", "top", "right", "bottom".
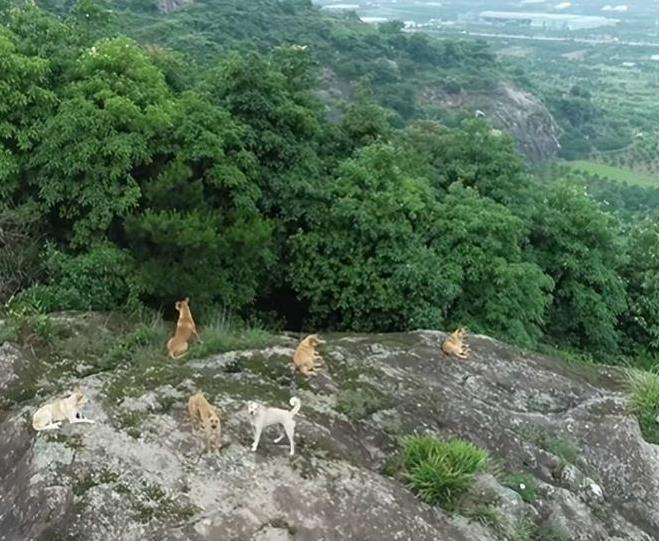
{"left": 38, "top": 422, "right": 63, "bottom": 431}
{"left": 251, "top": 425, "right": 263, "bottom": 452}
{"left": 284, "top": 422, "right": 295, "bottom": 456}
{"left": 193, "top": 327, "right": 203, "bottom": 343}
{"left": 69, "top": 414, "right": 95, "bottom": 424}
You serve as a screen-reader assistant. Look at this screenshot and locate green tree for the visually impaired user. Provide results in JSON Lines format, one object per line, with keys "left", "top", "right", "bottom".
{"left": 205, "top": 50, "right": 325, "bottom": 221}
{"left": 399, "top": 120, "right": 532, "bottom": 212}
{"left": 28, "top": 37, "right": 172, "bottom": 246}
{"left": 125, "top": 90, "right": 273, "bottom": 310}
{"left": 0, "top": 27, "right": 55, "bottom": 199}
{"left": 436, "top": 184, "right": 553, "bottom": 347}
{"left": 619, "top": 219, "right": 659, "bottom": 358}
{"left": 288, "top": 143, "right": 461, "bottom": 331}
{"left": 530, "top": 182, "right": 627, "bottom": 355}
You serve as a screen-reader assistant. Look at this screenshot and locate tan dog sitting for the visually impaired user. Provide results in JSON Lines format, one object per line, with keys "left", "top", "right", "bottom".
{"left": 441, "top": 327, "right": 470, "bottom": 360}
{"left": 188, "top": 391, "right": 221, "bottom": 453}
{"left": 293, "top": 334, "right": 325, "bottom": 377}
{"left": 167, "top": 297, "right": 201, "bottom": 359}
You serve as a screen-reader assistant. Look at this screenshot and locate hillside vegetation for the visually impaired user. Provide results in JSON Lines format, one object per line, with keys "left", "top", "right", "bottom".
{"left": 1, "top": 0, "right": 659, "bottom": 371}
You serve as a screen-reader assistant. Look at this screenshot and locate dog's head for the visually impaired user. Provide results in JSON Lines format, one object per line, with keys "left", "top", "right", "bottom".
{"left": 175, "top": 297, "right": 190, "bottom": 312}
{"left": 247, "top": 401, "right": 260, "bottom": 416}
{"left": 304, "top": 334, "right": 325, "bottom": 348}
{"left": 71, "top": 388, "right": 86, "bottom": 405}
{"left": 208, "top": 410, "right": 220, "bottom": 431}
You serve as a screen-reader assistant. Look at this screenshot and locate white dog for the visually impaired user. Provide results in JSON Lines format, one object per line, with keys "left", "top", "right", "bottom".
{"left": 32, "top": 389, "right": 96, "bottom": 431}
{"left": 247, "top": 397, "right": 301, "bottom": 456}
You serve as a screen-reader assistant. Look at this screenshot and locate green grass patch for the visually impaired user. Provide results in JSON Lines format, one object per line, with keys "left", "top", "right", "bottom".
{"left": 543, "top": 436, "right": 581, "bottom": 465}
{"left": 626, "top": 367, "right": 659, "bottom": 444}
{"left": 503, "top": 472, "right": 537, "bottom": 503}
{"left": 463, "top": 503, "right": 503, "bottom": 530}
{"left": 511, "top": 518, "right": 534, "bottom": 541}
{"left": 188, "top": 318, "right": 275, "bottom": 359}
{"left": 336, "top": 386, "right": 389, "bottom": 420}
{"left": 131, "top": 481, "right": 197, "bottom": 524}
{"left": 519, "top": 425, "right": 582, "bottom": 466}
{"left": 402, "top": 434, "right": 489, "bottom": 509}
{"left": 73, "top": 469, "right": 120, "bottom": 496}
{"left": 568, "top": 160, "right": 659, "bottom": 187}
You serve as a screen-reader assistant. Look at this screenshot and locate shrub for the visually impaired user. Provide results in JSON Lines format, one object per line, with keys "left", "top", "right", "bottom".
{"left": 402, "top": 434, "right": 489, "bottom": 509}
{"left": 18, "top": 244, "right": 142, "bottom": 313}
{"left": 0, "top": 205, "right": 43, "bottom": 305}
{"left": 100, "top": 319, "right": 169, "bottom": 371}
{"left": 4, "top": 293, "right": 54, "bottom": 345}
{"left": 626, "top": 367, "right": 659, "bottom": 444}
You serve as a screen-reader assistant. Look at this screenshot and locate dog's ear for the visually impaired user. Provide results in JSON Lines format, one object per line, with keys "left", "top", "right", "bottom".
{"left": 184, "top": 297, "right": 190, "bottom": 303}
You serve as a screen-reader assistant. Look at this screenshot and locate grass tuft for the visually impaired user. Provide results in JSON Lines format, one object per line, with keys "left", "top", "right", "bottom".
{"left": 503, "top": 472, "right": 537, "bottom": 503}
{"left": 189, "top": 317, "right": 273, "bottom": 359}
{"left": 401, "top": 434, "right": 489, "bottom": 509}
{"left": 626, "top": 367, "right": 659, "bottom": 444}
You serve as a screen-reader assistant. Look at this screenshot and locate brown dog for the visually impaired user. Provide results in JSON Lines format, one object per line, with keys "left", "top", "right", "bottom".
{"left": 441, "top": 327, "right": 470, "bottom": 359}
{"left": 292, "top": 334, "right": 325, "bottom": 377}
{"left": 187, "top": 391, "right": 221, "bottom": 453}
{"left": 167, "top": 297, "right": 201, "bottom": 359}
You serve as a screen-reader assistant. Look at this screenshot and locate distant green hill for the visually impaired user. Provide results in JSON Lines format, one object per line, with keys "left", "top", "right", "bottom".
{"left": 33, "top": 0, "right": 500, "bottom": 122}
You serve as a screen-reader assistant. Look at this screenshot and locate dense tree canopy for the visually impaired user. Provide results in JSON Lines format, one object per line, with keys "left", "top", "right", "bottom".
{"left": 530, "top": 183, "right": 627, "bottom": 356}
{"left": 1, "top": 1, "right": 658, "bottom": 369}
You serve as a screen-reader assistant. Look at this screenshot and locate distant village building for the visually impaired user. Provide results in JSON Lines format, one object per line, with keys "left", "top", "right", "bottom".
{"left": 479, "top": 11, "right": 619, "bottom": 31}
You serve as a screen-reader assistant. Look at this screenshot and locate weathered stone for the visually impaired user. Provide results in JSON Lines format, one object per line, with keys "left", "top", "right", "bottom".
{"left": 420, "top": 82, "right": 562, "bottom": 162}
{"left": 1, "top": 325, "right": 658, "bottom": 540}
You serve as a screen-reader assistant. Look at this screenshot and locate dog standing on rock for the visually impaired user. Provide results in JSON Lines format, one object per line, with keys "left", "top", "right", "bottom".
{"left": 188, "top": 391, "right": 221, "bottom": 453}
{"left": 167, "top": 297, "right": 201, "bottom": 359}
{"left": 248, "top": 397, "right": 301, "bottom": 456}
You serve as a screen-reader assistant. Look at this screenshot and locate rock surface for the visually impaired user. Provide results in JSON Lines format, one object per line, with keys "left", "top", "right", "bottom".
{"left": 158, "top": 0, "right": 192, "bottom": 14}
{"left": 1, "top": 324, "right": 658, "bottom": 541}
{"left": 420, "top": 82, "right": 562, "bottom": 162}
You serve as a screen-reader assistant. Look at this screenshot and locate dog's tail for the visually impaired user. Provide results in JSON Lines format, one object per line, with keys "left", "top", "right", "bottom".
{"left": 289, "top": 396, "right": 301, "bottom": 416}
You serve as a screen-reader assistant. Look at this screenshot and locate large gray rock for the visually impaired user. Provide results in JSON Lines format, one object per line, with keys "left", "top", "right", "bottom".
{"left": 420, "top": 82, "right": 562, "bottom": 162}
{"left": 0, "top": 344, "right": 23, "bottom": 398}
{"left": 1, "top": 327, "right": 658, "bottom": 540}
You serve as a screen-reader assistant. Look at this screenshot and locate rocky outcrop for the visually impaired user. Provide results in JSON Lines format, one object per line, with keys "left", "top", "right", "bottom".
{"left": 158, "top": 0, "right": 192, "bottom": 14}
{"left": 421, "top": 82, "right": 562, "bottom": 162}
{"left": 1, "top": 324, "right": 658, "bottom": 540}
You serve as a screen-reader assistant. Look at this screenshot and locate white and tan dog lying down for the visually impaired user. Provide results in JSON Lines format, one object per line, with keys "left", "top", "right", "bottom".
{"left": 32, "top": 389, "right": 95, "bottom": 431}
{"left": 247, "top": 397, "right": 301, "bottom": 456}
